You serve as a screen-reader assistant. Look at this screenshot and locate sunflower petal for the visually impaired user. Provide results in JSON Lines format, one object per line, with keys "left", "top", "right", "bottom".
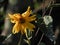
{"left": 24, "top": 27, "right": 27, "bottom": 36}
{"left": 25, "top": 22, "right": 35, "bottom": 31}
{"left": 10, "top": 19, "right": 16, "bottom": 23}
{"left": 8, "top": 13, "right": 16, "bottom": 19}
{"left": 12, "top": 22, "right": 20, "bottom": 34}
{"left": 22, "top": 6, "right": 32, "bottom": 17}
{"left": 8, "top": 13, "right": 17, "bottom": 23}
{"left": 21, "top": 25, "right": 25, "bottom": 34}
{"left": 26, "top": 15, "right": 36, "bottom": 22}
{"left": 13, "top": 13, "right": 21, "bottom": 19}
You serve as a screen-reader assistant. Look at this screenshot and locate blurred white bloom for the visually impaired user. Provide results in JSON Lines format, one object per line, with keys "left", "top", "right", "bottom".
{"left": 43, "top": 15, "right": 53, "bottom": 25}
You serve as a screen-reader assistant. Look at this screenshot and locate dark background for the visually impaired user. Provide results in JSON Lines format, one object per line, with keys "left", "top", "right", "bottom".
{"left": 0, "top": 0, "right": 60, "bottom": 45}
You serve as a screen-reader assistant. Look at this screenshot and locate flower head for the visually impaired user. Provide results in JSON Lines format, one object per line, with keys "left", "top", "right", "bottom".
{"left": 8, "top": 6, "right": 36, "bottom": 35}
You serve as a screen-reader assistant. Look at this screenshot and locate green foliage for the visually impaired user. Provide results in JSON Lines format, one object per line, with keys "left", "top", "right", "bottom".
{"left": 40, "top": 42, "right": 46, "bottom": 45}
{"left": 35, "top": 14, "right": 55, "bottom": 42}
{"left": 35, "top": 14, "right": 43, "bottom": 27}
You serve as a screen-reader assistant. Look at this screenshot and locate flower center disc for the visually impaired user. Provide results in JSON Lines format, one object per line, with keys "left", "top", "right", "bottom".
{"left": 20, "top": 18, "right": 25, "bottom": 24}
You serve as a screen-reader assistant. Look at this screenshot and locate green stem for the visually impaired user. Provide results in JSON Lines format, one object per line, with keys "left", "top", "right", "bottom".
{"left": 18, "top": 34, "right": 22, "bottom": 45}
{"left": 26, "top": 33, "right": 31, "bottom": 45}
{"left": 27, "top": 39, "right": 30, "bottom": 45}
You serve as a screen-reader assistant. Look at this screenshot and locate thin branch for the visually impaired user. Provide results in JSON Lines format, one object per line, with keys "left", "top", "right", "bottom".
{"left": 49, "top": 7, "right": 53, "bottom": 15}
{"left": 37, "top": 0, "right": 45, "bottom": 44}
{"left": 32, "top": 0, "right": 54, "bottom": 14}
{"left": 34, "top": 28, "right": 40, "bottom": 37}
{"left": 49, "top": 1, "right": 54, "bottom": 15}
{"left": 3, "top": 34, "right": 12, "bottom": 44}
{"left": 52, "top": 3, "right": 60, "bottom": 6}
{"left": 38, "top": 33, "right": 44, "bottom": 45}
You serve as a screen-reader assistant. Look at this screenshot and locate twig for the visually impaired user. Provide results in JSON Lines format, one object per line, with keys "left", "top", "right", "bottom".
{"left": 37, "top": 0, "right": 45, "bottom": 42}
{"left": 32, "top": 0, "right": 54, "bottom": 14}
{"left": 38, "top": 33, "right": 44, "bottom": 45}
{"left": 34, "top": 28, "right": 40, "bottom": 37}
{"left": 49, "top": 7, "right": 53, "bottom": 15}
{"left": 52, "top": 3, "right": 60, "bottom": 6}
{"left": 49, "top": 1, "right": 54, "bottom": 15}
{"left": 3, "top": 34, "right": 12, "bottom": 44}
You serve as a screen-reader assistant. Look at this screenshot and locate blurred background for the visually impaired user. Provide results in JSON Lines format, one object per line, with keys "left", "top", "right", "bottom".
{"left": 0, "top": 0, "right": 60, "bottom": 45}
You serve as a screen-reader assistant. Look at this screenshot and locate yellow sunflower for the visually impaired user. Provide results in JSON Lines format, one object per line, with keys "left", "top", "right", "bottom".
{"left": 8, "top": 6, "right": 36, "bottom": 35}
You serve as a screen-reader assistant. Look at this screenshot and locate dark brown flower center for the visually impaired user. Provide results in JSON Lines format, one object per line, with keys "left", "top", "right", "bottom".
{"left": 20, "top": 18, "right": 25, "bottom": 24}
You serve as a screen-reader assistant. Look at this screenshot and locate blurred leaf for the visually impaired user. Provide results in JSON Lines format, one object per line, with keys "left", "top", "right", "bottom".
{"left": 24, "top": 39, "right": 29, "bottom": 44}
{"left": 0, "top": 7, "right": 4, "bottom": 15}
{"left": 0, "top": 7, "right": 4, "bottom": 12}
{"left": 35, "top": 14, "right": 43, "bottom": 26}
{"left": 26, "top": 29, "right": 32, "bottom": 40}
{"left": 40, "top": 42, "right": 46, "bottom": 45}
{"left": 40, "top": 23, "right": 55, "bottom": 42}
{"left": 0, "top": 0, "right": 4, "bottom": 3}
{"left": 45, "top": 23, "right": 55, "bottom": 42}
{"left": 34, "top": 2, "right": 39, "bottom": 9}
{"left": 9, "top": 0, "right": 18, "bottom": 5}
{"left": 23, "top": 29, "right": 32, "bottom": 45}
{"left": 0, "top": 35, "right": 6, "bottom": 42}
{"left": 36, "top": 14, "right": 42, "bottom": 19}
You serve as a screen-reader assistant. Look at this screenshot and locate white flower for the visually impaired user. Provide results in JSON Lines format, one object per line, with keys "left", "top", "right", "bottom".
{"left": 43, "top": 15, "right": 53, "bottom": 25}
